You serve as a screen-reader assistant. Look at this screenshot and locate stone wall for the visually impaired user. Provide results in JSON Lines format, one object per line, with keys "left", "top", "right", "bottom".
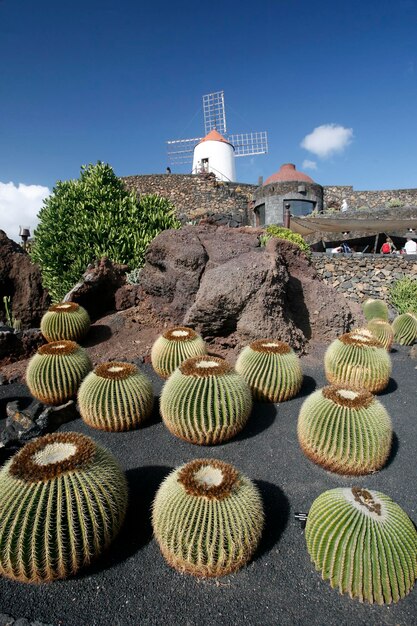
{"left": 123, "top": 174, "right": 256, "bottom": 225}
{"left": 253, "top": 181, "right": 323, "bottom": 226}
{"left": 312, "top": 253, "right": 417, "bottom": 303}
{"left": 324, "top": 186, "right": 417, "bottom": 210}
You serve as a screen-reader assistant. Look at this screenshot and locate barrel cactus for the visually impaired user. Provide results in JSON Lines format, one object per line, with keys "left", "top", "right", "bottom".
{"left": 0, "top": 432, "right": 128, "bottom": 582}
{"left": 235, "top": 339, "right": 303, "bottom": 402}
{"left": 363, "top": 298, "right": 389, "bottom": 322}
{"left": 305, "top": 487, "right": 417, "bottom": 604}
{"left": 78, "top": 361, "right": 154, "bottom": 431}
{"left": 324, "top": 330, "right": 391, "bottom": 393}
{"left": 160, "top": 356, "right": 252, "bottom": 445}
{"left": 297, "top": 385, "right": 392, "bottom": 475}
{"left": 26, "top": 340, "right": 92, "bottom": 405}
{"left": 151, "top": 327, "right": 207, "bottom": 378}
{"left": 392, "top": 312, "right": 417, "bottom": 345}
{"left": 40, "top": 302, "right": 91, "bottom": 342}
{"left": 367, "top": 318, "right": 394, "bottom": 351}
{"left": 152, "top": 458, "right": 264, "bottom": 577}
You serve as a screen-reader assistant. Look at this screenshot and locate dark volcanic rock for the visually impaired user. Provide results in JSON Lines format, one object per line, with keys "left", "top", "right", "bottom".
{"left": 0, "top": 230, "right": 50, "bottom": 328}
{"left": 0, "top": 328, "right": 44, "bottom": 366}
{"left": 139, "top": 225, "right": 359, "bottom": 351}
{"left": 64, "top": 257, "right": 129, "bottom": 320}
{"left": 115, "top": 284, "right": 141, "bottom": 310}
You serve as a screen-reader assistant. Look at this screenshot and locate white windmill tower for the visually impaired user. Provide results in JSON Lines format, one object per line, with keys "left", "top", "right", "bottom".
{"left": 166, "top": 91, "right": 268, "bottom": 182}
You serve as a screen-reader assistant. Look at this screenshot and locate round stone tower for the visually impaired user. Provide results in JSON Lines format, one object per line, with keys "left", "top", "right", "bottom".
{"left": 253, "top": 163, "right": 323, "bottom": 226}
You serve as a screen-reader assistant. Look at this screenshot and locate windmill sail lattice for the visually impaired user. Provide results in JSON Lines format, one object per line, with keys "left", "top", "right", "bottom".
{"left": 167, "top": 91, "right": 268, "bottom": 165}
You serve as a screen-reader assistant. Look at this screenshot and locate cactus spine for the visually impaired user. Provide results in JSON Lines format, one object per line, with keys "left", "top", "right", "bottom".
{"left": 363, "top": 298, "right": 389, "bottom": 322}
{"left": 235, "top": 339, "right": 303, "bottom": 402}
{"left": 0, "top": 432, "right": 128, "bottom": 582}
{"left": 324, "top": 330, "right": 391, "bottom": 393}
{"left": 367, "top": 318, "right": 394, "bottom": 351}
{"left": 151, "top": 327, "right": 207, "bottom": 378}
{"left": 160, "top": 356, "right": 252, "bottom": 444}
{"left": 26, "top": 340, "right": 92, "bottom": 405}
{"left": 40, "top": 302, "right": 91, "bottom": 342}
{"left": 305, "top": 487, "right": 417, "bottom": 604}
{"left": 152, "top": 458, "right": 264, "bottom": 577}
{"left": 78, "top": 361, "right": 154, "bottom": 431}
{"left": 392, "top": 312, "right": 417, "bottom": 345}
{"left": 297, "top": 385, "right": 392, "bottom": 475}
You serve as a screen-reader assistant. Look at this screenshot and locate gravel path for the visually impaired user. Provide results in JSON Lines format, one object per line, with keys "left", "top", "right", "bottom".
{"left": 0, "top": 344, "right": 416, "bottom": 626}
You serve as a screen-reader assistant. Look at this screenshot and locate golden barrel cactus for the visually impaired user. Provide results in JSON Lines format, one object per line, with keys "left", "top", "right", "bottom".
{"left": 40, "top": 302, "right": 91, "bottom": 342}
{"left": 152, "top": 458, "right": 264, "bottom": 577}
{"left": 151, "top": 327, "right": 207, "bottom": 379}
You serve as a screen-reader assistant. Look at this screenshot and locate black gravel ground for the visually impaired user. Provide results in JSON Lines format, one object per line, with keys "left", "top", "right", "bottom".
{"left": 0, "top": 345, "right": 416, "bottom": 626}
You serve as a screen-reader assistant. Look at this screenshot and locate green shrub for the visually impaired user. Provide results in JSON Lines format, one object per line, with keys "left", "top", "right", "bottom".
{"left": 389, "top": 277, "right": 417, "bottom": 315}
{"left": 31, "top": 162, "right": 180, "bottom": 301}
{"left": 264, "top": 225, "right": 311, "bottom": 256}
{"left": 387, "top": 199, "right": 404, "bottom": 208}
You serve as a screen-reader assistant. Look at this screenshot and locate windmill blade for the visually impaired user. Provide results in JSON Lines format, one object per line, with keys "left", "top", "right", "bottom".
{"left": 203, "top": 91, "right": 226, "bottom": 135}
{"left": 166, "top": 137, "right": 201, "bottom": 165}
{"left": 228, "top": 131, "right": 268, "bottom": 157}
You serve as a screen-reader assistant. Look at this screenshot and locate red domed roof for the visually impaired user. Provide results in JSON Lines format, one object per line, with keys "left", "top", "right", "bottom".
{"left": 198, "top": 130, "right": 233, "bottom": 147}
{"left": 264, "top": 163, "right": 314, "bottom": 185}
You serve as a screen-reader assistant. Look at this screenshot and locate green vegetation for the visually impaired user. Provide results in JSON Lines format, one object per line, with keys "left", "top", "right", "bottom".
{"left": 261, "top": 225, "right": 311, "bottom": 256}
{"left": 40, "top": 302, "right": 91, "bottom": 342}
{"left": 387, "top": 199, "right": 404, "bottom": 208}
{"left": 389, "top": 276, "right": 417, "bottom": 315}
{"left": 31, "top": 162, "right": 180, "bottom": 302}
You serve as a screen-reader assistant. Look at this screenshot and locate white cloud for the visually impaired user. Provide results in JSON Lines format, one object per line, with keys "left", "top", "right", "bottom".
{"left": 302, "top": 159, "right": 317, "bottom": 170}
{"left": 301, "top": 124, "right": 353, "bottom": 158}
{"left": 0, "top": 181, "right": 50, "bottom": 243}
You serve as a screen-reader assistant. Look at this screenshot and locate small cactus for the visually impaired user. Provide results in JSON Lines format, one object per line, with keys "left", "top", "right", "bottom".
{"left": 78, "top": 361, "right": 154, "bottom": 431}
{"left": 40, "top": 302, "right": 91, "bottom": 342}
{"left": 160, "top": 356, "right": 252, "bottom": 445}
{"left": 151, "top": 327, "right": 207, "bottom": 379}
{"left": 363, "top": 298, "right": 389, "bottom": 322}
{"left": 392, "top": 312, "right": 417, "bottom": 345}
{"left": 324, "top": 330, "right": 391, "bottom": 393}
{"left": 235, "top": 339, "right": 303, "bottom": 402}
{"left": 367, "top": 318, "right": 394, "bottom": 351}
{"left": 0, "top": 432, "right": 128, "bottom": 582}
{"left": 305, "top": 487, "right": 417, "bottom": 604}
{"left": 152, "top": 458, "right": 264, "bottom": 577}
{"left": 26, "top": 340, "right": 92, "bottom": 405}
{"left": 297, "top": 385, "right": 392, "bottom": 475}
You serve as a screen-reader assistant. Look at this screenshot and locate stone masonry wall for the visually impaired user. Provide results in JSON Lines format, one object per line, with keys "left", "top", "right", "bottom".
{"left": 324, "top": 186, "right": 417, "bottom": 210}
{"left": 312, "top": 253, "right": 417, "bottom": 303}
{"left": 123, "top": 174, "right": 257, "bottom": 225}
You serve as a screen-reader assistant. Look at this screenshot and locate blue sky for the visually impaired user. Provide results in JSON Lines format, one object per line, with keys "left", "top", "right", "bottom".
{"left": 1, "top": 0, "right": 416, "bottom": 238}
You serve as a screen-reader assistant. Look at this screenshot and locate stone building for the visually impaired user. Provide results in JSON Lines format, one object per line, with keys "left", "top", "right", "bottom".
{"left": 253, "top": 163, "right": 323, "bottom": 226}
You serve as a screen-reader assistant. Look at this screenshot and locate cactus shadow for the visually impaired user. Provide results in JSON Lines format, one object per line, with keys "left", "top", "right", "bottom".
{"left": 83, "top": 324, "right": 112, "bottom": 347}
{"left": 235, "top": 403, "right": 277, "bottom": 441}
{"left": 79, "top": 465, "right": 172, "bottom": 578}
{"left": 378, "top": 378, "right": 398, "bottom": 396}
{"left": 254, "top": 480, "right": 290, "bottom": 559}
{"left": 297, "top": 375, "right": 317, "bottom": 399}
{"left": 140, "top": 396, "right": 162, "bottom": 430}
{"left": 384, "top": 432, "right": 399, "bottom": 469}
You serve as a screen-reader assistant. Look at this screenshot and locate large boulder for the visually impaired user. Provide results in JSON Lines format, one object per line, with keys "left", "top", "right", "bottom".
{"left": 139, "top": 225, "right": 360, "bottom": 352}
{"left": 64, "top": 257, "right": 129, "bottom": 320}
{"left": 0, "top": 230, "right": 50, "bottom": 328}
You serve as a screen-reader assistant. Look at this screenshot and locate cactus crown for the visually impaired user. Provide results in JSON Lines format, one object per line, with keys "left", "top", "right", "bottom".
{"left": 94, "top": 361, "right": 138, "bottom": 380}
{"left": 339, "top": 331, "right": 383, "bottom": 348}
{"left": 49, "top": 302, "right": 80, "bottom": 313}
{"left": 163, "top": 327, "right": 198, "bottom": 341}
{"left": 180, "top": 356, "right": 232, "bottom": 377}
{"left": 178, "top": 459, "right": 240, "bottom": 500}
{"left": 250, "top": 339, "right": 291, "bottom": 355}
{"left": 349, "top": 486, "right": 383, "bottom": 519}
{"left": 38, "top": 340, "right": 79, "bottom": 356}
{"left": 322, "top": 385, "right": 374, "bottom": 409}
{"left": 9, "top": 432, "right": 95, "bottom": 483}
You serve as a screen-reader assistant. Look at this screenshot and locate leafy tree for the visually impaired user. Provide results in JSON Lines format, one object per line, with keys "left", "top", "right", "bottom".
{"left": 31, "top": 162, "right": 180, "bottom": 301}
